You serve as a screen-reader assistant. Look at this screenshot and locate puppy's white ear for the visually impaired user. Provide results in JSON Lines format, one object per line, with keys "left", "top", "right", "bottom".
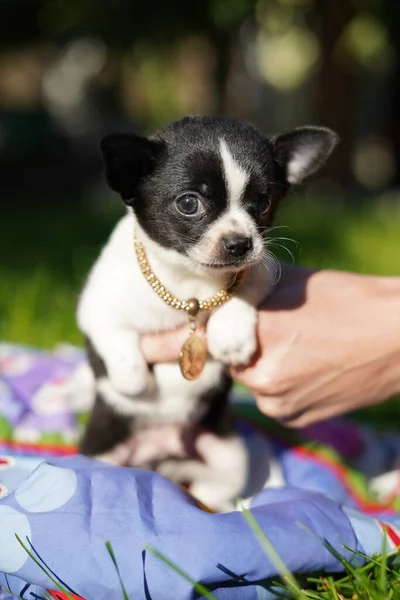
{"left": 100, "top": 133, "right": 164, "bottom": 203}
{"left": 273, "top": 126, "right": 339, "bottom": 185}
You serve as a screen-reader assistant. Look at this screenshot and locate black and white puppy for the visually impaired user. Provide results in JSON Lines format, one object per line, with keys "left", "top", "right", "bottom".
{"left": 77, "top": 116, "right": 338, "bottom": 511}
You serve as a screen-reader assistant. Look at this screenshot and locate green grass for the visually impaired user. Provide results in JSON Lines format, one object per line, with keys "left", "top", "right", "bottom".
{"left": 2, "top": 193, "right": 400, "bottom": 348}
{"left": 276, "top": 193, "right": 400, "bottom": 276}
{"left": 0, "top": 200, "right": 124, "bottom": 347}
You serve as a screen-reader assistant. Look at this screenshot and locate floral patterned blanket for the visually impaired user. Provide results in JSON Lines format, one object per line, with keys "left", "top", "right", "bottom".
{"left": 1, "top": 342, "right": 400, "bottom": 600}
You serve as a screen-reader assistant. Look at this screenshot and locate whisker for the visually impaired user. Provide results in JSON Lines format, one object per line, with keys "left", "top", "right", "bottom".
{"left": 258, "top": 224, "right": 293, "bottom": 235}
{"left": 262, "top": 236, "right": 299, "bottom": 248}
{"left": 178, "top": 232, "right": 201, "bottom": 243}
{"left": 266, "top": 181, "right": 289, "bottom": 189}
{"left": 266, "top": 243, "right": 296, "bottom": 265}
{"left": 261, "top": 250, "right": 282, "bottom": 284}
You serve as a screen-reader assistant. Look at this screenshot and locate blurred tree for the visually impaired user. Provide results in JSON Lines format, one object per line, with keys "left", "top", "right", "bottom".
{"left": 0, "top": 0, "right": 260, "bottom": 200}
{"left": 310, "top": 0, "right": 356, "bottom": 183}
{"left": 0, "top": 0, "right": 261, "bottom": 122}
{"left": 386, "top": 0, "right": 400, "bottom": 185}
{"left": 0, "top": 0, "right": 399, "bottom": 192}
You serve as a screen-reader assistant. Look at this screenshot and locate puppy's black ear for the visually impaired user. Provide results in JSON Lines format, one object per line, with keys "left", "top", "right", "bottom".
{"left": 272, "top": 126, "right": 339, "bottom": 185}
{"left": 100, "top": 133, "right": 164, "bottom": 203}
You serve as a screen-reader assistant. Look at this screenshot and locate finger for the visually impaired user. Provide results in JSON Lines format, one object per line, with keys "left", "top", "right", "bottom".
{"left": 140, "top": 327, "right": 187, "bottom": 364}
{"left": 229, "top": 350, "right": 262, "bottom": 381}
{"left": 281, "top": 395, "right": 377, "bottom": 428}
{"left": 254, "top": 395, "right": 317, "bottom": 428}
{"left": 256, "top": 395, "right": 354, "bottom": 429}
{"left": 254, "top": 390, "right": 315, "bottom": 422}
{"left": 141, "top": 325, "right": 207, "bottom": 364}
{"left": 276, "top": 407, "right": 336, "bottom": 429}
{"left": 255, "top": 394, "right": 294, "bottom": 421}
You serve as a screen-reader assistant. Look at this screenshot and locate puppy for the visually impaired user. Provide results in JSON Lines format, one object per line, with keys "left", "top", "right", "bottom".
{"left": 77, "top": 116, "right": 338, "bottom": 511}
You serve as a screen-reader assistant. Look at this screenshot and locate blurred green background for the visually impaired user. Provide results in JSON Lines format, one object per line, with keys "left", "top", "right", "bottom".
{"left": 1, "top": 0, "right": 400, "bottom": 423}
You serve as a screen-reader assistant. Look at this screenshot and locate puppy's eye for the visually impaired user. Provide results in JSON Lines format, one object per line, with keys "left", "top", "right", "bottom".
{"left": 259, "top": 195, "right": 272, "bottom": 217}
{"left": 175, "top": 193, "right": 204, "bottom": 216}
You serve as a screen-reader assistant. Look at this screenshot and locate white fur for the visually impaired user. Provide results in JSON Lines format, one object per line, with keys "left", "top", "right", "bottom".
{"left": 96, "top": 377, "right": 154, "bottom": 417}
{"left": 96, "top": 360, "right": 224, "bottom": 419}
{"left": 77, "top": 212, "right": 271, "bottom": 383}
{"left": 207, "top": 260, "right": 273, "bottom": 365}
{"left": 77, "top": 210, "right": 275, "bottom": 510}
{"left": 188, "top": 139, "right": 264, "bottom": 267}
{"left": 287, "top": 147, "right": 318, "bottom": 184}
{"left": 207, "top": 298, "right": 258, "bottom": 366}
{"left": 157, "top": 431, "right": 249, "bottom": 512}
{"left": 219, "top": 139, "right": 249, "bottom": 207}
{"left": 77, "top": 212, "right": 259, "bottom": 413}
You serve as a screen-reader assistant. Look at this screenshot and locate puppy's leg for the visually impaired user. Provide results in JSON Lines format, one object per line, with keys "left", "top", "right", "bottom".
{"left": 177, "top": 372, "right": 247, "bottom": 511}
{"left": 192, "top": 431, "right": 248, "bottom": 512}
{"left": 157, "top": 432, "right": 248, "bottom": 512}
{"left": 79, "top": 313, "right": 150, "bottom": 397}
{"left": 79, "top": 336, "right": 136, "bottom": 459}
{"left": 98, "top": 330, "right": 150, "bottom": 397}
{"left": 207, "top": 260, "right": 273, "bottom": 366}
{"left": 79, "top": 392, "right": 132, "bottom": 457}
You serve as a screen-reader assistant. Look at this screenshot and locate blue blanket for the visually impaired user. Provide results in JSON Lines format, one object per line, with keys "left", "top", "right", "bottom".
{"left": 1, "top": 343, "right": 400, "bottom": 600}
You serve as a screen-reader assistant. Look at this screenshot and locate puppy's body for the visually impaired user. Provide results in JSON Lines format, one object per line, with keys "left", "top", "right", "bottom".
{"left": 78, "top": 116, "right": 338, "bottom": 511}
{"left": 78, "top": 211, "right": 269, "bottom": 510}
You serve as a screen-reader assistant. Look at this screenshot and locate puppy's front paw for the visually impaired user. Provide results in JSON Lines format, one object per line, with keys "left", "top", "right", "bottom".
{"left": 207, "top": 300, "right": 257, "bottom": 366}
{"left": 107, "top": 355, "right": 149, "bottom": 396}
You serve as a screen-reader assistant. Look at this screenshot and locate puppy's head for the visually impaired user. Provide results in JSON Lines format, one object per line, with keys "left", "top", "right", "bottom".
{"left": 100, "top": 117, "right": 338, "bottom": 272}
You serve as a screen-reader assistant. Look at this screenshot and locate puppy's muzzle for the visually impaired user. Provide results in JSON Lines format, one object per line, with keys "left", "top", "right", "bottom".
{"left": 221, "top": 234, "right": 253, "bottom": 259}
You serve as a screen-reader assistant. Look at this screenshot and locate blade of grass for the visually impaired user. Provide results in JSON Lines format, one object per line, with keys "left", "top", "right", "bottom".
{"left": 15, "top": 535, "right": 75, "bottom": 600}
{"left": 379, "top": 534, "right": 388, "bottom": 596}
{"left": 146, "top": 545, "right": 218, "bottom": 600}
{"left": 296, "top": 522, "right": 359, "bottom": 576}
{"left": 240, "top": 505, "right": 306, "bottom": 599}
{"left": 0, "top": 586, "right": 24, "bottom": 600}
{"left": 294, "top": 589, "right": 326, "bottom": 599}
{"left": 341, "top": 545, "right": 400, "bottom": 579}
{"left": 105, "top": 541, "right": 129, "bottom": 600}
{"left": 326, "top": 576, "right": 340, "bottom": 600}
{"left": 270, "top": 581, "right": 323, "bottom": 599}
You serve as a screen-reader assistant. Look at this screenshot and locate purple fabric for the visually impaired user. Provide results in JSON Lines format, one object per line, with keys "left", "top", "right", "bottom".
{"left": 1, "top": 343, "right": 400, "bottom": 599}
{"left": 0, "top": 457, "right": 361, "bottom": 600}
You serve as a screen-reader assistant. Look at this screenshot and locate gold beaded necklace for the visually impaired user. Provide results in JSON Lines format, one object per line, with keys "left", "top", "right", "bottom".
{"left": 134, "top": 234, "right": 245, "bottom": 381}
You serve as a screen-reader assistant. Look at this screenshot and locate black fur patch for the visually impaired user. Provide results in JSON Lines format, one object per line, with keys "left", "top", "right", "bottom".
{"left": 194, "top": 371, "right": 234, "bottom": 436}
{"left": 79, "top": 392, "right": 132, "bottom": 456}
{"left": 100, "top": 117, "right": 337, "bottom": 256}
{"left": 85, "top": 336, "right": 107, "bottom": 378}
{"left": 80, "top": 337, "right": 133, "bottom": 456}
{"left": 100, "top": 117, "right": 290, "bottom": 255}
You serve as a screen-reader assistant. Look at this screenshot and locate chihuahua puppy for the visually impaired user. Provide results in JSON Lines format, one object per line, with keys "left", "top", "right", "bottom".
{"left": 77, "top": 116, "right": 337, "bottom": 511}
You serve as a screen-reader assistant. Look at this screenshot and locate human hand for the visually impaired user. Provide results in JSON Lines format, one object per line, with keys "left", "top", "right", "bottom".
{"left": 231, "top": 266, "right": 400, "bottom": 427}
{"left": 141, "top": 265, "right": 400, "bottom": 427}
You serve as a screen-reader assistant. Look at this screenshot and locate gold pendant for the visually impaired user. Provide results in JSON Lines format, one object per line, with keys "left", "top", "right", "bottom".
{"left": 179, "top": 334, "right": 207, "bottom": 381}
{"left": 178, "top": 298, "right": 207, "bottom": 380}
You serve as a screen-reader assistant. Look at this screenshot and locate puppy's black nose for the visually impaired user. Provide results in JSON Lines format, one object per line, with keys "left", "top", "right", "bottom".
{"left": 222, "top": 235, "right": 253, "bottom": 257}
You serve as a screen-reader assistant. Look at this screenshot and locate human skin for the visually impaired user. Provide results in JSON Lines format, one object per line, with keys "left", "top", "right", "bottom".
{"left": 140, "top": 264, "right": 400, "bottom": 427}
